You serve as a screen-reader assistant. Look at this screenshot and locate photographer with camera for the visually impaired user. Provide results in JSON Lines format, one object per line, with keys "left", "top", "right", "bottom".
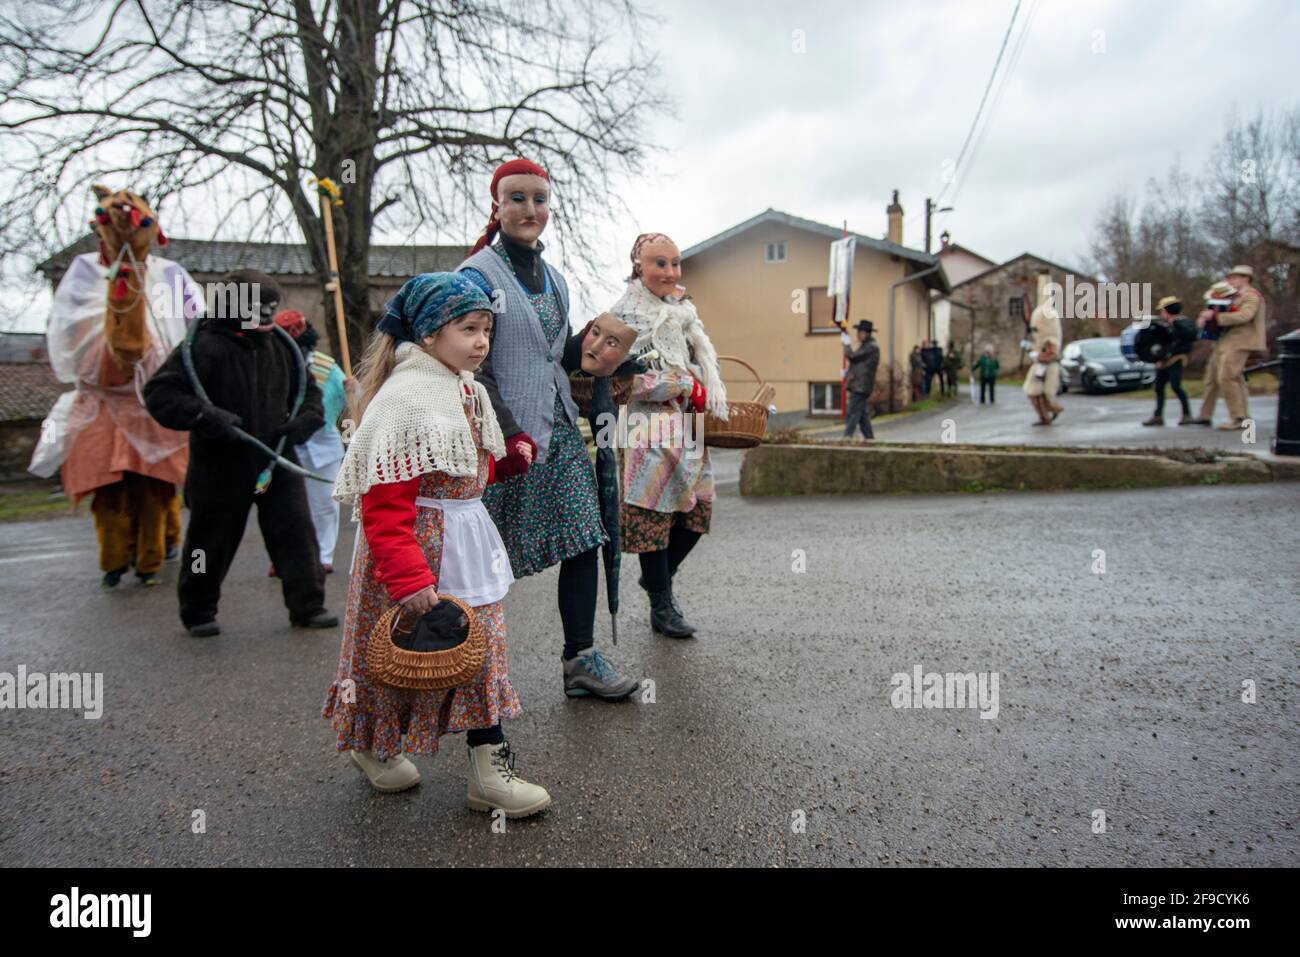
{"left": 1187, "top": 266, "right": 1266, "bottom": 430}
{"left": 1141, "top": 296, "right": 1197, "bottom": 426}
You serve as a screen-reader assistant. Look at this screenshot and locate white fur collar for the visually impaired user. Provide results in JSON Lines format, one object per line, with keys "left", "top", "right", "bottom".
{"left": 609, "top": 279, "right": 729, "bottom": 419}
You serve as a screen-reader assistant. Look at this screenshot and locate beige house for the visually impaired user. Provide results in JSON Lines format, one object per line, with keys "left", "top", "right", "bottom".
{"left": 680, "top": 200, "right": 949, "bottom": 421}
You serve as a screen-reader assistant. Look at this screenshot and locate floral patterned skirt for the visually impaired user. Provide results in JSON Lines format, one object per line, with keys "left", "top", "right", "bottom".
{"left": 483, "top": 394, "right": 608, "bottom": 578}
{"left": 621, "top": 499, "right": 711, "bottom": 553}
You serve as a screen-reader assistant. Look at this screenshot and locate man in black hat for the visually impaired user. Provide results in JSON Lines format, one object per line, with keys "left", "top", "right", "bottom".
{"left": 842, "top": 320, "right": 880, "bottom": 441}
{"left": 144, "top": 269, "right": 337, "bottom": 637}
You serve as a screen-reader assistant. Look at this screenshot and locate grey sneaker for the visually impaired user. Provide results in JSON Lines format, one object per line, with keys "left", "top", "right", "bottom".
{"left": 563, "top": 648, "right": 639, "bottom": 701}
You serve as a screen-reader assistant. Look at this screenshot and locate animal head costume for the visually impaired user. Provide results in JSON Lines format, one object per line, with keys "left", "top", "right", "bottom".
{"left": 607, "top": 233, "right": 729, "bottom": 419}
{"left": 88, "top": 184, "right": 169, "bottom": 368}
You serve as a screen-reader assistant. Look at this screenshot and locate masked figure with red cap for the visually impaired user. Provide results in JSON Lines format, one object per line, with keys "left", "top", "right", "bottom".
{"left": 459, "top": 159, "right": 639, "bottom": 702}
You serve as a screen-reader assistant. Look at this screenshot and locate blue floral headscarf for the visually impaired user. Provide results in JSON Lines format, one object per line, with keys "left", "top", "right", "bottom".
{"left": 376, "top": 272, "right": 493, "bottom": 344}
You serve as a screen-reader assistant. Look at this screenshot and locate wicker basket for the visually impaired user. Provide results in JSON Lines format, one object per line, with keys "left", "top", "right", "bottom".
{"left": 365, "top": 593, "right": 485, "bottom": 691}
{"left": 568, "top": 374, "right": 633, "bottom": 417}
{"left": 703, "top": 355, "right": 772, "bottom": 448}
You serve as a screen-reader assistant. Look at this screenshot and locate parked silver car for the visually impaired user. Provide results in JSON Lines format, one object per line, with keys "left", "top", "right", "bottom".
{"left": 1060, "top": 337, "right": 1155, "bottom": 394}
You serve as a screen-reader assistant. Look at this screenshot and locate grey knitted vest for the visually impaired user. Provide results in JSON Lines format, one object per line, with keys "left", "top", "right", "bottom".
{"left": 458, "top": 245, "right": 578, "bottom": 464}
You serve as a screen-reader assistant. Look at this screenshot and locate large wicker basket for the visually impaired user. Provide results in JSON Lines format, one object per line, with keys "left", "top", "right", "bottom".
{"left": 703, "top": 355, "right": 773, "bottom": 448}
{"left": 568, "top": 373, "right": 634, "bottom": 417}
{"left": 365, "top": 593, "right": 485, "bottom": 691}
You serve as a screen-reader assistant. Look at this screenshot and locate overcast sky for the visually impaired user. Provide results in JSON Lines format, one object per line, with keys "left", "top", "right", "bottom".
{"left": 8, "top": 0, "right": 1298, "bottom": 331}
{"left": 588, "top": 0, "right": 1297, "bottom": 290}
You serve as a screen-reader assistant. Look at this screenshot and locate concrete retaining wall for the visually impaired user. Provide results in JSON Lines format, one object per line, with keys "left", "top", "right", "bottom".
{"left": 739, "top": 443, "right": 1293, "bottom": 496}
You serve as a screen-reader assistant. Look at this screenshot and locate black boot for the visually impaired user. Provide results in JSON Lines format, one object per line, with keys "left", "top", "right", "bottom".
{"left": 100, "top": 567, "right": 127, "bottom": 589}
{"left": 640, "top": 573, "right": 697, "bottom": 635}
{"left": 664, "top": 581, "right": 696, "bottom": 634}
{"left": 292, "top": 609, "right": 339, "bottom": 628}
{"left": 648, "top": 588, "right": 695, "bottom": 638}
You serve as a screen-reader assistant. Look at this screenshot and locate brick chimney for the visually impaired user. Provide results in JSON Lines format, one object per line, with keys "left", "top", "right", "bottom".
{"left": 886, "top": 190, "right": 903, "bottom": 246}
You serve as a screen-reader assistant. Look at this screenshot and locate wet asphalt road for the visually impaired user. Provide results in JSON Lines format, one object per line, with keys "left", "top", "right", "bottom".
{"left": 1, "top": 478, "right": 1297, "bottom": 867}
{"left": 830, "top": 388, "right": 1281, "bottom": 453}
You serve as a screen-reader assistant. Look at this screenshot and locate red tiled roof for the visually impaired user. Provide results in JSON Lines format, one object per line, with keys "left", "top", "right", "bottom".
{"left": 0, "top": 362, "right": 71, "bottom": 422}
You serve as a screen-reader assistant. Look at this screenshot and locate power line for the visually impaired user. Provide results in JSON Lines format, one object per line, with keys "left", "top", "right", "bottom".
{"left": 937, "top": 0, "right": 1023, "bottom": 203}
{"left": 949, "top": 0, "right": 1038, "bottom": 206}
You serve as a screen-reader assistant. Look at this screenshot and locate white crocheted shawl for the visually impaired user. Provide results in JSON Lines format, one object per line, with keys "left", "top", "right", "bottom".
{"left": 332, "top": 341, "right": 505, "bottom": 514}
{"left": 608, "top": 279, "right": 729, "bottom": 420}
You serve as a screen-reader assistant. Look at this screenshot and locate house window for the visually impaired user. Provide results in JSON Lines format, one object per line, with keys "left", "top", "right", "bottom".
{"left": 809, "top": 381, "right": 841, "bottom": 415}
{"left": 1008, "top": 296, "right": 1024, "bottom": 320}
{"left": 807, "top": 286, "right": 838, "bottom": 334}
{"left": 765, "top": 241, "right": 786, "bottom": 263}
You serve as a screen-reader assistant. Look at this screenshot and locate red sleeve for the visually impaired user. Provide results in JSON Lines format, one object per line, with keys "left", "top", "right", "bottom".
{"left": 486, "top": 454, "right": 496, "bottom": 486}
{"left": 360, "top": 477, "right": 436, "bottom": 603}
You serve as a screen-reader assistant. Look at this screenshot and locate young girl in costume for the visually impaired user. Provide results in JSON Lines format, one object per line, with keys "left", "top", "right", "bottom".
{"left": 322, "top": 272, "right": 550, "bottom": 818}
{"left": 608, "top": 233, "right": 729, "bottom": 639}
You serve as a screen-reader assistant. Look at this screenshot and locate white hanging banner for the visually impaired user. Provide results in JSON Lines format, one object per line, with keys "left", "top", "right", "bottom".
{"left": 828, "top": 236, "right": 855, "bottom": 328}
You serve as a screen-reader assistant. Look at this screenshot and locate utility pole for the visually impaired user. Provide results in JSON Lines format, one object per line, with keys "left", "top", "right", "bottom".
{"left": 924, "top": 197, "right": 953, "bottom": 254}
{"left": 924, "top": 198, "right": 953, "bottom": 343}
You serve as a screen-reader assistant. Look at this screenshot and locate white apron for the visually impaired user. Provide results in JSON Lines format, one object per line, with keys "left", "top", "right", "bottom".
{"left": 347, "top": 497, "right": 513, "bottom": 607}
{"left": 413, "top": 496, "right": 514, "bottom": 606}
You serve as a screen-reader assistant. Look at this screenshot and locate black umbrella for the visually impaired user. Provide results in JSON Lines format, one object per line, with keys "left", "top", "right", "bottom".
{"left": 586, "top": 373, "right": 622, "bottom": 643}
{"left": 583, "top": 357, "right": 643, "bottom": 644}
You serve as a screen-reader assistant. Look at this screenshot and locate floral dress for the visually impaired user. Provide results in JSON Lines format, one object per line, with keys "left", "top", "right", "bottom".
{"left": 480, "top": 253, "right": 607, "bottom": 578}
{"left": 321, "top": 402, "right": 520, "bottom": 761}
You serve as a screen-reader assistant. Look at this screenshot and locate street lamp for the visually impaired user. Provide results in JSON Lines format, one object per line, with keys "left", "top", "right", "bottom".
{"left": 924, "top": 198, "right": 954, "bottom": 254}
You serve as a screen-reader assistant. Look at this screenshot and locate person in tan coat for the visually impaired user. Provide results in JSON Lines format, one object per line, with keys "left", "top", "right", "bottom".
{"left": 1022, "top": 298, "right": 1064, "bottom": 425}
{"left": 1190, "top": 266, "right": 1267, "bottom": 430}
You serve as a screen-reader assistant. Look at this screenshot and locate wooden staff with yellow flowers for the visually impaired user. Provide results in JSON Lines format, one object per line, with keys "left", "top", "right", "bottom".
{"left": 311, "top": 176, "right": 352, "bottom": 376}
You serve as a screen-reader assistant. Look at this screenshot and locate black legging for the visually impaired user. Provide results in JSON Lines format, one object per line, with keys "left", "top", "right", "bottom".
{"left": 558, "top": 545, "right": 600, "bottom": 659}
{"left": 1155, "top": 361, "right": 1190, "bottom": 417}
{"left": 466, "top": 725, "right": 503, "bottom": 747}
{"left": 638, "top": 524, "right": 703, "bottom": 593}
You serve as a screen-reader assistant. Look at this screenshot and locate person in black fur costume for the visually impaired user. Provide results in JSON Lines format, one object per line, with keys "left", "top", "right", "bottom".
{"left": 144, "top": 269, "right": 338, "bottom": 637}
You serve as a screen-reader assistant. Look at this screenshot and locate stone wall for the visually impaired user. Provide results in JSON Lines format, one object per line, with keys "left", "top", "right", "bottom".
{"left": 0, "top": 420, "right": 42, "bottom": 481}
{"left": 948, "top": 258, "right": 1124, "bottom": 375}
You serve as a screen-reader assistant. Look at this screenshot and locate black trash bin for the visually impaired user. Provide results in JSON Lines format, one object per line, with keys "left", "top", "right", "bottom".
{"left": 1273, "top": 330, "right": 1300, "bottom": 456}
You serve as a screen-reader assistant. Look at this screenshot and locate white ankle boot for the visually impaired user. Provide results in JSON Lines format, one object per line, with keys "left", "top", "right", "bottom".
{"left": 466, "top": 741, "right": 551, "bottom": 818}
{"left": 349, "top": 749, "right": 420, "bottom": 792}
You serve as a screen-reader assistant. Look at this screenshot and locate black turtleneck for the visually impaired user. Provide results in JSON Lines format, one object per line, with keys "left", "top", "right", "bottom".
{"left": 474, "top": 230, "right": 597, "bottom": 442}
{"left": 498, "top": 232, "right": 546, "bottom": 294}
